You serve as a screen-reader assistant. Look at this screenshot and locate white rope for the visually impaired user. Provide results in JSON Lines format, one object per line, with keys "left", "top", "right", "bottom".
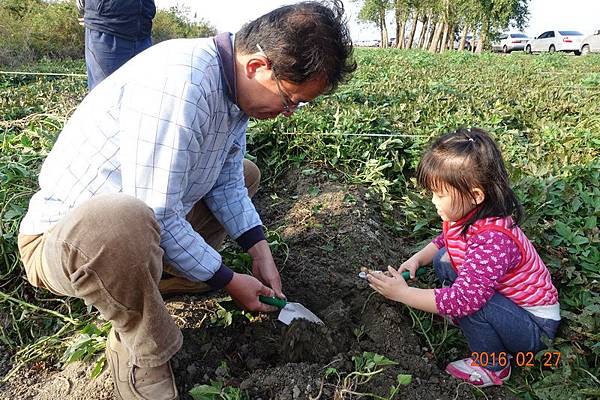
{"left": 1, "top": 70, "right": 599, "bottom": 88}
{"left": 345, "top": 80, "right": 600, "bottom": 89}
{"left": 247, "top": 131, "right": 428, "bottom": 138}
{"left": 0, "top": 71, "right": 86, "bottom": 78}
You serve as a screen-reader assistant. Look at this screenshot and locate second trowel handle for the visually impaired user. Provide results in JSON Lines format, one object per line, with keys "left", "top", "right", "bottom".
{"left": 361, "top": 267, "right": 427, "bottom": 280}
{"left": 259, "top": 295, "right": 287, "bottom": 309}
{"left": 401, "top": 267, "right": 427, "bottom": 280}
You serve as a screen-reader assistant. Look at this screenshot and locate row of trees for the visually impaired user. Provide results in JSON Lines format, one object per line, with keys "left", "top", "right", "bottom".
{"left": 0, "top": 0, "right": 216, "bottom": 67}
{"left": 355, "top": 0, "right": 529, "bottom": 53}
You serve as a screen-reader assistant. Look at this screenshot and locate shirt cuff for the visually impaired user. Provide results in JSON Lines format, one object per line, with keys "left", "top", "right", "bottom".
{"left": 205, "top": 264, "right": 234, "bottom": 290}
{"left": 236, "top": 225, "right": 266, "bottom": 251}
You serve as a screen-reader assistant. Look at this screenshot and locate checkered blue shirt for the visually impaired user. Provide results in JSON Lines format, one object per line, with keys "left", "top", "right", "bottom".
{"left": 20, "top": 37, "right": 262, "bottom": 282}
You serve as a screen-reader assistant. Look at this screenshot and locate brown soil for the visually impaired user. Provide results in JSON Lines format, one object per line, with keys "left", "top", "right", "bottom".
{"left": 0, "top": 167, "right": 517, "bottom": 399}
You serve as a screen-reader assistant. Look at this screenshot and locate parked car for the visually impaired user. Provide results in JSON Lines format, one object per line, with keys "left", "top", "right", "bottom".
{"left": 355, "top": 39, "right": 381, "bottom": 47}
{"left": 525, "top": 30, "right": 584, "bottom": 55}
{"left": 491, "top": 32, "right": 529, "bottom": 53}
{"left": 580, "top": 30, "right": 600, "bottom": 55}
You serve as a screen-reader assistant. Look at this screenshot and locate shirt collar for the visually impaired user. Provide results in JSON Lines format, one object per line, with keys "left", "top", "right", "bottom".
{"left": 213, "top": 32, "right": 238, "bottom": 106}
{"left": 445, "top": 206, "right": 481, "bottom": 232}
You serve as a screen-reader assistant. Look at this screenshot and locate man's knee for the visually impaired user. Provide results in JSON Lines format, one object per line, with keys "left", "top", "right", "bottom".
{"left": 243, "top": 159, "right": 261, "bottom": 197}
{"left": 56, "top": 194, "right": 161, "bottom": 264}
{"left": 41, "top": 194, "right": 163, "bottom": 296}
{"left": 80, "top": 193, "right": 156, "bottom": 231}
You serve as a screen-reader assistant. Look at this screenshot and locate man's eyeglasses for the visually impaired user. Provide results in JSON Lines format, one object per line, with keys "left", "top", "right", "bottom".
{"left": 256, "top": 44, "right": 307, "bottom": 114}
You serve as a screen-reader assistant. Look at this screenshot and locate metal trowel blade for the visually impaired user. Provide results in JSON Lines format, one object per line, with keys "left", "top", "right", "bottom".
{"left": 278, "top": 302, "right": 323, "bottom": 325}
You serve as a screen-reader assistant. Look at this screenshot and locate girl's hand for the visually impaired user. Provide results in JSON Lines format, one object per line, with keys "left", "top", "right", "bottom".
{"left": 368, "top": 265, "right": 409, "bottom": 302}
{"left": 399, "top": 257, "right": 420, "bottom": 280}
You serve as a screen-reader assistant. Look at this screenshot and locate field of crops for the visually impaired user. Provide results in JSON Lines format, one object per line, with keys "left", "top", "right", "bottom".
{"left": 1, "top": 49, "right": 599, "bottom": 399}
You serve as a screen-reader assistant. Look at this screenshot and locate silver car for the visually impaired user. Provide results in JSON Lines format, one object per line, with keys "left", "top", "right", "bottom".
{"left": 581, "top": 30, "right": 600, "bottom": 55}
{"left": 525, "top": 30, "right": 584, "bottom": 55}
{"left": 492, "top": 33, "right": 529, "bottom": 53}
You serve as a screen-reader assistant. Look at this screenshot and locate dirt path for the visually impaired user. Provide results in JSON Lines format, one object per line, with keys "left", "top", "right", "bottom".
{"left": 0, "top": 168, "right": 516, "bottom": 399}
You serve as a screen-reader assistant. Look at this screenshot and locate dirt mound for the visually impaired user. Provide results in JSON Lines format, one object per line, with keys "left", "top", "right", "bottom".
{"left": 0, "top": 168, "right": 516, "bottom": 399}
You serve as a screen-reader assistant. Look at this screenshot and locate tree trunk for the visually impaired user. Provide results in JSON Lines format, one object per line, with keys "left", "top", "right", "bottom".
{"left": 428, "top": 20, "right": 444, "bottom": 53}
{"left": 417, "top": 15, "right": 429, "bottom": 49}
{"left": 395, "top": 19, "right": 403, "bottom": 48}
{"left": 380, "top": 12, "right": 389, "bottom": 48}
{"left": 397, "top": 16, "right": 407, "bottom": 48}
{"left": 424, "top": 17, "right": 436, "bottom": 50}
{"left": 476, "top": 19, "right": 488, "bottom": 53}
{"left": 394, "top": 4, "right": 404, "bottom": 49}
{"left": 438, "top": 0, "right": 451, "bottom": 53}
{"left": 458, "top": 24, "right": 468, "bottom": 50}
{"left": 446, "top": 23, "right": 456, "bottom": 51}
{"left": 407, "top": 12, "right": 418, "bottom": 49}
{"left": 440, "top": 23, "right": 450, "bottom": 52}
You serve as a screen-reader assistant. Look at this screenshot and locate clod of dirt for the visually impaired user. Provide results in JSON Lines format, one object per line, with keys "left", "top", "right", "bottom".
{"left": 280, "top": 319, "right": 337, "bottom": 363}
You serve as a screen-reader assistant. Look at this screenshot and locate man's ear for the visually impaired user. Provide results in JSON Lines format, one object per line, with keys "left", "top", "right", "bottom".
{"left": 471, "top": 188, "right": 485, "bottom": 205}
{"left": 244, "top": 54, "right": 270, "bottom": 79}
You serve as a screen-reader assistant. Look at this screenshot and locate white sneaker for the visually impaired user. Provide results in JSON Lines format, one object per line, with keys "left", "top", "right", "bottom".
{"left": 445, "top": 357, "right": 511, "bottom": 387}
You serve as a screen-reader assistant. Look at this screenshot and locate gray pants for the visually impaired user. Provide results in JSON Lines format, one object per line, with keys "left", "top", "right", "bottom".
{"left": 18, "top": 160, "right": 260, "bottom": 368}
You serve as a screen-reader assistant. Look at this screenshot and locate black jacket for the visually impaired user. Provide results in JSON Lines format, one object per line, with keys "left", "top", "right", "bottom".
{"left": 83, "top": 0, "right": 156, "bottom": 41}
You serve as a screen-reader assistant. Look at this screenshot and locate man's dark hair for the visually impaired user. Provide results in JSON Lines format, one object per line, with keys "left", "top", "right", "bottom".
{"left": 235, "top": 0, "right": 356, "bottom": 92}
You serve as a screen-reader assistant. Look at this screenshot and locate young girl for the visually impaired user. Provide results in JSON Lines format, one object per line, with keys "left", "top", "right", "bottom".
{"left": 368, "top": 128, "right": 560, "bottom": 387}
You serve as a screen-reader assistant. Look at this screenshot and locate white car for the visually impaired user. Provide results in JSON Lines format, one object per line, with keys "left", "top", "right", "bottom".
{"left": 491, "top": 33, "right": 529, "bottom": 53}
{"left": 356, "top": 39, "right": 381, "bottom": 47}
{"left": 525, "top": 30, "right": 584, "bottom": 55}
{"left": 580, "top": 30, "right": 600, "bottom": 55}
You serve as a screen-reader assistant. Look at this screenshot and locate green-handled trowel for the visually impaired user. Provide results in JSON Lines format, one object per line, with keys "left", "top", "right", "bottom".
{"left": 259, "top": 295, "right": 323, "bottom": 325}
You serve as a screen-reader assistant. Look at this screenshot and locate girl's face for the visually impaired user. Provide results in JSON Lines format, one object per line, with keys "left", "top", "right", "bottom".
{"left": 431, "top": 186, "right": 483, "bottom": 222}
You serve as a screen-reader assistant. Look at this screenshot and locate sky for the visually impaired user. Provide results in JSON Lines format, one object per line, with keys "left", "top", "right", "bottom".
{"left": 154, "top": 0, "right": 600, "bottom": 40}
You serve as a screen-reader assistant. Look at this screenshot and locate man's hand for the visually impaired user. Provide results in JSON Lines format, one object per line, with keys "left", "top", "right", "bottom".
{"left": 225, "top": 272, "right": 277, "bottom": 312}
{"left": 368, "top": 265, "right": 409, "bottom": 302}
{"left": 248, "top": 240, "right": 284, "bottom": 298}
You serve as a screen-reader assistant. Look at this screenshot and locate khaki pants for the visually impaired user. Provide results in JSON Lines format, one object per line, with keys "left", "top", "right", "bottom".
{"left": 18, "top": 160, "right": 260, "bottom": 368}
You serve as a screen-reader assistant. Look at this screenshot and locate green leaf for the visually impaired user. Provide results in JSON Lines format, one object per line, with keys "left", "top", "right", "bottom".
{"left": 397, "top": 373, "right": 412, "bottom": 386}
{"left": 189, "top": 384, "right": 222, "bottom": 400}
{"left": 571, "top": 236, "right": 589, "bottom": 245}
{"left": 583, "top": 216, "right": 597, "bottom": 230}
{"left": 531, "top": 370, "right": 578, "bottom": 400}
{"left": 413, "top": 220, "right": 429, "bottom": 232}
{"left": 308, "top": 186, "right": 320, "bottom": 196}
{"left": 320, "top": 243, "right": 334, "bottom": 252}
{"left": 343, "top": 193, "right": 356, "bottom": 203}
{"left": 91, "top": 356, "right": 105, "bottom": 379}
{"left": 554, "top": 221, "right": 572, "bottom": 239}
{"left": 370, "top": 352, "right": 397, "bottom": 367}
{"left": 579, "top": 388, "right": 600, "bottom": 396}
{"left": 3, "top": 205, "right": 25, "bottom": 220}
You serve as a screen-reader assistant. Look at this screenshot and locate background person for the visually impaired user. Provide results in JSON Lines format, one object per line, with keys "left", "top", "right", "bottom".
{"left": 77, "top": 0, "right": 156, "bottom": 90}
